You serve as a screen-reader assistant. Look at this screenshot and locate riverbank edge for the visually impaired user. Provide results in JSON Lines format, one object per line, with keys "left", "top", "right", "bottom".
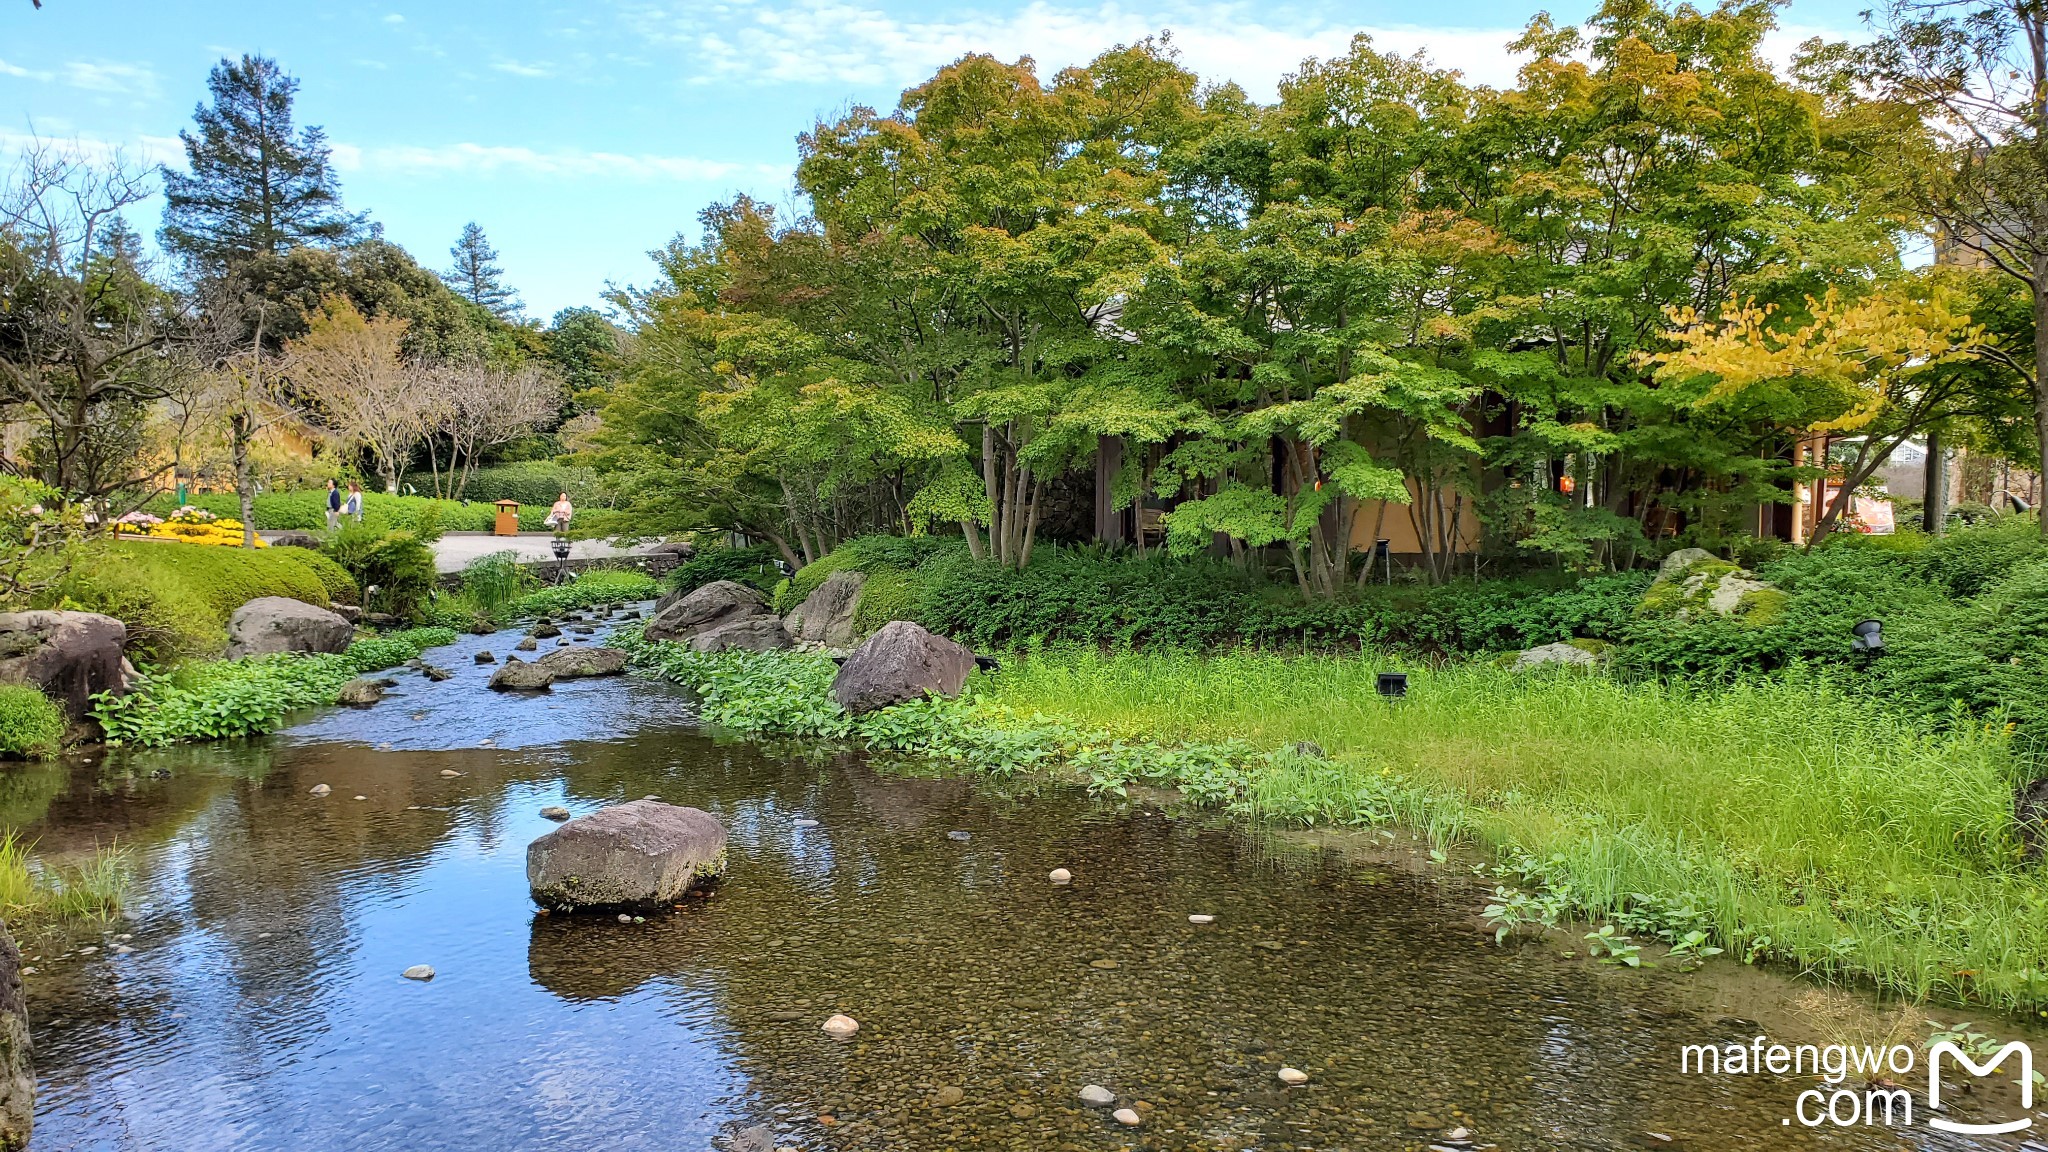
{"left": 604, "top": 625, "right": 2047, "bottom": 1021}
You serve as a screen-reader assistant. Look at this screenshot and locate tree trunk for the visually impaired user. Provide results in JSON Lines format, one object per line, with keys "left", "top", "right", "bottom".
{"left": 1922, "top": 426, "right": 1945, "bottom": 536}
{"left": 2033, "top": 248, "right": 2048, "bottom": 538}
{"left": 232, "top": 411, "right": 257, "bottom": 549}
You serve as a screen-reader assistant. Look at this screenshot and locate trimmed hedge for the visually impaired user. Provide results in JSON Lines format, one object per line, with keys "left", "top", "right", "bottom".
{"left": 147, "top": 491, "right": 549, "bottom": 533}
{"left": 43, "top": 539, "right": 339, "bottom": 664}
{"left": 458, "top": 462, "right": 598, "bottom": 506}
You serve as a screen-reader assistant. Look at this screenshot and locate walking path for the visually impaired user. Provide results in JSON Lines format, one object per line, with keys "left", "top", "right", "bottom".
{"left": 261, "top": 530, "right": 665, "bottom": 573}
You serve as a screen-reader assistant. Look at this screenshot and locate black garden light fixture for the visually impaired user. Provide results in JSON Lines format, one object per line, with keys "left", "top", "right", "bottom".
{"left": 551, "top": 537, "right": 572, "bottom": 584}
{"left": 1850, "top": 619, "right": 1884, "bottom": 657}
{"left": 1375, "top": 538, "right": 1392, "bottom": 585}
{"left": 1376, "top": 671, "right": 1408, "bottom": 698}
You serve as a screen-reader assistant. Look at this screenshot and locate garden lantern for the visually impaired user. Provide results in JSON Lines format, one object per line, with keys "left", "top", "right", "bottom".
{"left": 551, "top": 538, "right": 571, "bottom": 584}
{"left": 1850, "top": 619, "right": 1884, "bottom": 656}
{"left": 1376, "top": 671, "right": 1408, "bottom": 698}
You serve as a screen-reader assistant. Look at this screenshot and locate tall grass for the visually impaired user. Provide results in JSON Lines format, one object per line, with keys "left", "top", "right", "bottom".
{"left": 979, "top": 648, "right": 2047, "bottom": 1013}
{"left": 0, "top": 833, "right": 129, "bottom": 921}
{"left": 459, "top": 550, "right": 535, "bottom": 614}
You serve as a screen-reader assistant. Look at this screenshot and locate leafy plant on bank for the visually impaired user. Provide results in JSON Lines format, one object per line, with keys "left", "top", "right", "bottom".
{"left": 94, "top": 628, "right": 459, "bottom": 747}
{"left": 0, "top": 686, "right": 65, "bottom": 760}
{"left": 495, "top": 569, "right": 659, "bottom": 621}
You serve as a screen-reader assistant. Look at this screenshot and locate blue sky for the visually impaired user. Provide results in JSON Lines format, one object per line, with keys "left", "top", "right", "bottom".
{"left": 4, "top": 0, "right": 1871, "bottom": 321}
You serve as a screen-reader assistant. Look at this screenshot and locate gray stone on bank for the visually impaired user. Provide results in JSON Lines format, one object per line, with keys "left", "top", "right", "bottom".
{"left": 335, "top": 678, "right": 388, "bottom": 706}
{"left": 526, "top": 799, "right": 727, "bottom": 911}
{"left": 830, "top": 620, "right": 976, "bottom": 715}
{"left": 1513, "top": 642, "right": 1600, "bottom": 671}
{"left": 0, "top": 610, "right": 131, "bottom": 721}
{"left": 0, "top": 921, "right": 31, "bottom": 1150}
{"left": 225, "top": 597, "right": 354, "bottom": 660}
{"left": 535, "top": 646, "right": 629, "bottom": 679}
{"left": 783, "top": 570, "right": 865, "bottom": 648}
{"left": 645, "top": 580, "right": 770, "bottom": 644}
{"left": 688, "top": 614, "right": 791, "bottom": 654}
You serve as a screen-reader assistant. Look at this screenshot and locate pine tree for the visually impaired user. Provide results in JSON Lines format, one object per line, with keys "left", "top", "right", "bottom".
{"left": 160, "top": 54, "right": 360, "bottom": 271}
{"left": 445, "top": 222, "right": 521, "bottom": 319}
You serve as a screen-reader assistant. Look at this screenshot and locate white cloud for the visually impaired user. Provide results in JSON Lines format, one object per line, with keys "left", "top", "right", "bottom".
{"left": 384, "top": 12, "right": 406, "bottom": 23}
{"left": 331, "top": 140, "right": 778, "bottom": 183}
{"left": 492, "top": 58, "right": 554, "bottom": 78}
{"left": 59, "top": 60, "right": 159, "bottom": 97}
{"left": 0, "top": 129, "right": 184, "bottom": 170}
{"left": 0, "top": 58, "right": 54, "bottom": 82}
{"left": 619, "top": 0, "right": 1531, "bottom": 96}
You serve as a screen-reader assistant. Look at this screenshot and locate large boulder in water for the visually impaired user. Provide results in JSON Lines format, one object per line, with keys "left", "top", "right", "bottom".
{"left": 225, "top": 597, "right": 354, "bottom": 659}
{"left": 488, "top": 655, "right": 555, "bottom": 692}
{"left": 536, "top": 646, "right": 629, "bottom": 679}
{"left": 784, "top": 570, "right": 865, "bottom": 648}
{"left": 644, "top": 580, "right": 769, "bottom": 644}
{"left": 0, "top": 920, "right": 30, "bottom": 1149}
{"left": 831, "top": 620, "right": 975, "bottom": 715}
{"left": 527, "top": 799, "right": 727, "bottom": 910}
{"left": 689, "top": 615, "right": 791, "bottom": 653}
{"left": 0, "top": 610, "right": 130, "bottom": 720}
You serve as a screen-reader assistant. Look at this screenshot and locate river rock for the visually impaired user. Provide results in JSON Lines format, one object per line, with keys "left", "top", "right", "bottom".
{"left": 831, "top": 621, "right": 975, "bottom": 715}
{"left": 0, "top": 921, "right": 30, "bottom": 1150}
{"left": 1113, "top": 1108, "right": 1142, "bottom": 1127}
{"left": 401, "top": 964, "right": 434, "bottom": 981}
{"left": 225, "top": 597, "right": 354, "bottom": 659}
{"left": 335, "top": 678, "right": 387, "bottom": 706}
{"left": 1049, "top": 867, "right": 1072, "bottom": 885}
{"left": 540, "top": 806, "right": 571, "bottom": 821}
{"left": 821, "top": 1013, "right": 859, "bottom": 1039}
{"left": 309, "top": 783, "right": 331, "bottom": 796}
{"left": 688, "top": 615, "right": 791, "bottom": 654}
{"left": 1514, "top": 642, "right": 1599, "bottom": 671}
{"left": 1188, "top": 914, "right": 1215, "bottom": 924}
{"left": 0, "top": 610, "right": 130, "bottom": 720}
{"left": 644, "top": 580, "right": 770, "bottom": 644}
{"left": 1278, "top": 1067, "right": 1309, "bottom": 1085}
{"left": 930, "top": 1086, "right": 964, "bottom": 1108}
{"left": 268, "top": 531, "right": 323, "bottom": 549}
{"left": 530, "top": 623, "right": 561, "bottom": 639}
{"left": 515, "top": 637, "right": 538, "bottom": 652}
{"left": 536, "top": 646, "right": 629, "bottom": 679}
{"left": 1079, "top": 1085, "right": 1116, "bottom": 1107}
{"left": 526, "top": 799, "right": 727, "bottom": 910}
{"left": 783, "top": 570, "right": 865, "bottom": 647}
{"left": 488, "top": 656, "right": 554, "bottom": 692}
{"left": 474, "top": 651, "right": 496, "bottom": 664}
{"left": 421, "top": 665, "right": 452, "bottom": 682}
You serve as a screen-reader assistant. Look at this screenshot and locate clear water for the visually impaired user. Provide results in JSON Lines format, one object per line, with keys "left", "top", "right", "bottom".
{"left": 10, "top": 618, "right": 2037, "bottom": 1150}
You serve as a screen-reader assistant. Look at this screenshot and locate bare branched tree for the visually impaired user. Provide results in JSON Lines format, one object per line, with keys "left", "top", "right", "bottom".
{"left": 0, "top": 137, "right": 189, "bottom": 498}
{"left": 286, "top": 296, "right": 432, "bottom": 495}
{"left": 432, "top": 359, "right": 561, "bottom": 500}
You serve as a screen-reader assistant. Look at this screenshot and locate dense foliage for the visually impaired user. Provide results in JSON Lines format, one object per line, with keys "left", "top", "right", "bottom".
{"left": 147, "top": 490, "right": 548, "bottom": 533}
{"left": 0, "top": 686, "right": 64, "bottom": 760}
{"left": 42, "top": 539, "right": 349, "bottom": 662}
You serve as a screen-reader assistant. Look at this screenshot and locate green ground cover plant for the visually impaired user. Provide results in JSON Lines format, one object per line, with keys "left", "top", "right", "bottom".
{"left": 41, "top": 539, "right": 350, "bottom": 663}
{"left": 0, "top": 686, "right": 65, "bottom": 760}
{"left": 610, "top": 623, "right": 2048, "bottom": 1016}
{"left": 495, "top": 569, "right": 659, "bottom": 621}
{"left": 94, "top": 627, "right": 459, "bottom": 747}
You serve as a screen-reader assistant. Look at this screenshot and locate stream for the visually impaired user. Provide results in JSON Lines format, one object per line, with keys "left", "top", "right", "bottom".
{"left": 7, "top": 611, "right": 2040, "bottom": 1150}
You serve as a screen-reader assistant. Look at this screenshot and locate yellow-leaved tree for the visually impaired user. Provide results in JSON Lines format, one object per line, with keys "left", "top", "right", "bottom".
{"left": 1654, "top": 282, "right": 2016, "bottom": 546}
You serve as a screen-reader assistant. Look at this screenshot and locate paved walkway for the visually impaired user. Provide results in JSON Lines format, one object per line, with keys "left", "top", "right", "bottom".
{"left": 262, "top": 530, "right": 665, "bottom": 573}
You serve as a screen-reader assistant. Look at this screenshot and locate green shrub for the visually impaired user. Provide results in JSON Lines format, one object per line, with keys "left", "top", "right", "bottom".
{"left": 268, "top": 547, "right": 360, "bottom": 604}
{"left": 0, "top": 686, "right": 64, "bottom": 760}
{"left": 498, "top": 569, "right": 660, "bottom": 620}
{"left": 148, "top": 490, "right": 550, "bottom": 533}
{"left": 669, "top": 544, "right": 782, "bottom": 598}
{"left": 342, "top": 627, "right": 460, "bottom": 673}
{"left": 94, "top": 652, "right": 358, "bottom": 746}
{"left": 1917, "top": 515, "right": 2045, "bottom": 597}
{"left": 325, "top": 523, "right": 438, "bottom": 619}
{"left": 459, "top": 551, "right": 536, "bottom": 613}
{"left": 459, "top": 462, "right": 598, "bottom": 506}
{"left": 45, "top": 539, "right": 336, "bottom": 663}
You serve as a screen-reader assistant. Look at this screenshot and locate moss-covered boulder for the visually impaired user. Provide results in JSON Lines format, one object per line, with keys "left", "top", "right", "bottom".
{"left": 1640, "top": 550, "right": 1782, "bottom": 625}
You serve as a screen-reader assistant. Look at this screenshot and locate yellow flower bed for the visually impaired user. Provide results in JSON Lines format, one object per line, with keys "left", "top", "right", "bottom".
{"left": 115, "top": 508, "right": 266, "bottom": 548}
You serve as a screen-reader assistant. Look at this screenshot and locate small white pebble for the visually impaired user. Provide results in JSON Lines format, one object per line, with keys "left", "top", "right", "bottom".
{"left": 821, "top": 1013, "right": 859, "bottom": 1038}
{"left": 1277, "top": 1067, "right": 1309, "bottom": 1085}
{"left": 1188, "top": 914, "right": 1216, "bottom": 925}
{"left": 401, "top": 964, "right": 435, "bottom": 981}
{"left": 309, "top": 784, "right": 330, "bottom": 796}
{"left": 1113, "top": 1108, "right": 1142, "bottom": 1127}
{"left": 617, "top": 913, "right": 632, "bottom": 923}
{"left": 1048, "top": 868, "right": 1072, "bottom": 885}
{"left": 353, "top": 795, "right": 367, "bottom": 801}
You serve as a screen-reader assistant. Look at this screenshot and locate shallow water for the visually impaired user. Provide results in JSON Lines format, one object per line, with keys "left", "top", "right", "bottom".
{"left": 11, "top": 617, "right": 2041, "bottom": 1150}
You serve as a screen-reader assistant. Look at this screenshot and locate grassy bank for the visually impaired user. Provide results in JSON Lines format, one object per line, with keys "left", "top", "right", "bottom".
{"left": 612, "top": 628, "right": 2048, "bottom": 1016}
{"left": 0, "top": 833, "right": 127, "bottom": 922}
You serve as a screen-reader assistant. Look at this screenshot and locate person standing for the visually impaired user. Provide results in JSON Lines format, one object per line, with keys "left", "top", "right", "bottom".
{"left": 546, "top": 491, "right": 574, "bottom": 532}
{"left": 326, "top": 478, "right": 342, "bottom": 531}
{"left": 344, "top": 482, "right": 364, "bottom": 523}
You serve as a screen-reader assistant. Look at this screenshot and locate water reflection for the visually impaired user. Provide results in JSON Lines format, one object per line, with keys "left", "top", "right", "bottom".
{"left": 9, "top": 621, "right": 2038, "bottom": 1149}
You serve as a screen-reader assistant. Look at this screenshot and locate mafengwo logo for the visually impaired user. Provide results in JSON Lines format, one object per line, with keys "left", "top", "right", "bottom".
{"left": 1927, "top": 1040, "right": 2032, "bottom": 1135}
{"left": 1681, "top": 1035, "right": 2039, "bottom": 1133}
